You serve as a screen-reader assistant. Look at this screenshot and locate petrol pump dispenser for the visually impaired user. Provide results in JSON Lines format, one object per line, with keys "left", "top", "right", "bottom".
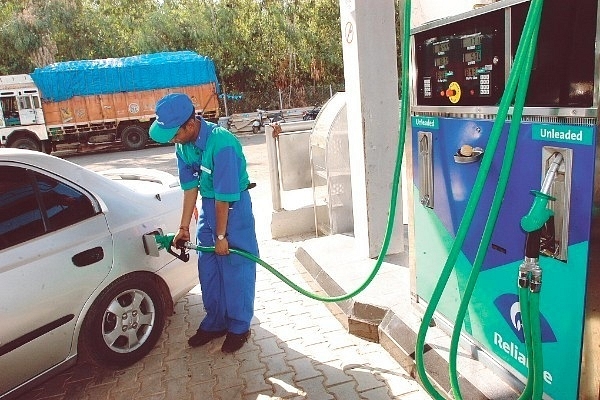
{"left": 409, "top": 0, "right": 599, "bottom": 398}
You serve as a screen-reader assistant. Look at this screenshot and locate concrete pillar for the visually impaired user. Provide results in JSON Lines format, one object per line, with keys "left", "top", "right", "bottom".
{"left": 340, "top": 0, "right": 403, "bottom": 259}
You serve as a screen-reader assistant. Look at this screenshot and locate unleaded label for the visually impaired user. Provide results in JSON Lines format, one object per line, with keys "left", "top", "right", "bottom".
{"left": 412, "top": 116, "right": 439, "bottom": 129}
{"left": 532, "top": 124, "right": 594, "bottom": 146}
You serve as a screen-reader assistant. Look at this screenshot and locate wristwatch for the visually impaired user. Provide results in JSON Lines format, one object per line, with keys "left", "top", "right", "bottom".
{"left": 217, "top": 234, "right": 226, "bottom": 241}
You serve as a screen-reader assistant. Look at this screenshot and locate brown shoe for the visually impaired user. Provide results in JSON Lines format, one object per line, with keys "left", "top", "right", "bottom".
{"left": 188, "top": 329, "right": 227, "bottom": 347}
{"left": 221, "top": 331, "right": 250, "bottom": 353}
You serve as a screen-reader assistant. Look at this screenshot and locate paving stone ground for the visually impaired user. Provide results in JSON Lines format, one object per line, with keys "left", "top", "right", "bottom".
{"left": 21, "top": 238, "right": 430, "bottom": 400}
{"left": 17, "top": 137, "right": 433, "bottom": 400}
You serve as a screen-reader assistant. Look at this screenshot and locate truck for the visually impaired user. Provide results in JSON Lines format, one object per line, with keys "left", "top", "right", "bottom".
{"left": 0, "top": 51, "right": 220, "bottom": 153}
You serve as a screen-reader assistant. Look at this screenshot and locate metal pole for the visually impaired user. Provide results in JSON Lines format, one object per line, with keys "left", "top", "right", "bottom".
{"left": 223, "top": 90, "right": 229, "bottom": 116}
{"left": 265, "top": 124, "right": 283, "bottom": 211}
{"left": 279, "top": 89, "right": 283, "bottom": 110}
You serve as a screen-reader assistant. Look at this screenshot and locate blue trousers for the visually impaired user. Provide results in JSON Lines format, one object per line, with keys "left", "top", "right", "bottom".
{"left": 196, "top": 191, "right": 259, "bottom": 334}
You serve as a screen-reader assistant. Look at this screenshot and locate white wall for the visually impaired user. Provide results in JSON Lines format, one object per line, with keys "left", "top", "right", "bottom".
{"left": 411, "top": 0, "right": 495, "bottom": 28}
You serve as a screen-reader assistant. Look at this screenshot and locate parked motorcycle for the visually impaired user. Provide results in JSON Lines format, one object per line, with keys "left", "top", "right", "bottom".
{"left": 302, "top": 105, "right": 321, "bottom": 121}
{"left": 252, "top": 109, "right": 285, "bottom": 134}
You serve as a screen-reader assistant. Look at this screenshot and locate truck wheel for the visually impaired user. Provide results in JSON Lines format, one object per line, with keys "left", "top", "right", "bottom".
{"left": 9, "top": 136, "right": 41, "bottom": 152}
{"left": 121, "top": 125, "right": 148, "bottom": 151}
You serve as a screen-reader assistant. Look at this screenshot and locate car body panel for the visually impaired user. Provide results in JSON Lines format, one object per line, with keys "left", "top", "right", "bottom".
{"left": 0, "top": 215, "right": 113, "bottom": 392}
{"left": 0, "top": 149, "right": 198, "bottom": 398}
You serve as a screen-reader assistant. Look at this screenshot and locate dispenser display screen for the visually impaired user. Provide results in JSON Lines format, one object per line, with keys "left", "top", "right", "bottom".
{"left": 433, "top": 41, "right": 450, "bottom": 53}
{"left": 465, "top": 67, "right": 478, "bottom": 78}
{"left": 463, "top": 51, "right": 481, "bottom": 63}
{"left": 434, "top": 56, "right": 449, "bottom": 67}
{"left": 462, "top": 35, "right": 482, "bottom": 47}
{"left": 414, "top": 8, "right": 505, "bottom": 106}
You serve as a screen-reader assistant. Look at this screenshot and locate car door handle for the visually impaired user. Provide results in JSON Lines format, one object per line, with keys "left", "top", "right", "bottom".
{"left": 72, "top": 246, "right": 104, "bottom": 267}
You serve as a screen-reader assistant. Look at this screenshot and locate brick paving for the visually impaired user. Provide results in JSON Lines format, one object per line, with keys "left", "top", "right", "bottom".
{"left": 17, "top": 137, "right": 432, "bottom": 400}
{"left": 20, "top": 236, "right": 430, "bottom": 400}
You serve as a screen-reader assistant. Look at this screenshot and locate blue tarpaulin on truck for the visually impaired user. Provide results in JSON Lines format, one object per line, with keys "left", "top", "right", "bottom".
{"left": 30, "top": 51, "right": 220, "bottom": 102}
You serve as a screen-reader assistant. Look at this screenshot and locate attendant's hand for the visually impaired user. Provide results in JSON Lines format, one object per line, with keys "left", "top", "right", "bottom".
{"left": 174, "top": 227, "right": 190, "bottom": 248}
{"left": 215, "top": 236, "right": 229, "bottom": 255}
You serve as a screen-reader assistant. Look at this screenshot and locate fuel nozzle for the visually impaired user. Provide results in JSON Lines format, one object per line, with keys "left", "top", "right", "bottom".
{"left": 520, "top": 152, "right": 563, "bottom": 233}
{"left": 155, "top": 233, "right": 176, "bottom": 250}
{"left": 540, "top": 152, "right": 563, "bottom": 195}
{"left": 518, "top": 153, "right": 563, "bottom": 291}
{"left": 520, "top": 191, "right": 555, "bottom": 233}
{"left": 151, "top": 232, "right": 190, "bottom": 262}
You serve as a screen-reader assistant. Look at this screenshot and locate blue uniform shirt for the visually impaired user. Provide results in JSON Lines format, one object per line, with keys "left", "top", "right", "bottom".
{"left": 176, "top": 119, "right": 250, "bottom": 202}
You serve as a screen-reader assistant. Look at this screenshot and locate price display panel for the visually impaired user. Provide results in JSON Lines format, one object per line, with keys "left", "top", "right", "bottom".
{"left": 414, "top": 8, "right": 505, "bottom": 106}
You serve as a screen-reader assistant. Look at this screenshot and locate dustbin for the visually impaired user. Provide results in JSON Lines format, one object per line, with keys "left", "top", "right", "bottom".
{"left": 309, "top": 92, "right": 353, "bottom": 236}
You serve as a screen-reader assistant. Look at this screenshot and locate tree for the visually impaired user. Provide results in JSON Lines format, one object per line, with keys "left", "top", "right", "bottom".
{"left": 0, "top": 0, "right": 347, "bottom": 109}
{"left": 0, "top": 0, "right": 47, "bottom": 73}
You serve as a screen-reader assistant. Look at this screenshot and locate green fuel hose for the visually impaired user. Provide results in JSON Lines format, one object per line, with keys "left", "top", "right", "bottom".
{"left": 162, "top": 242, "right": 377, "bottom": 302}
{"left": 413, "top": 0, "right": 545, "bottom": 399}
{"left": 447, "top": 2, "right": 544, "bottom": 399}
{"left": 155, "top": 0, "right": 414, "bottom": 304}
{"left": 529, "top": 290, "right": 544, "bottom": 398}
{"left": 518, "top": 286, "right": 535, "bottom": 399}
{"left": 516, "top": 285, "right": 544, "bottom": 400}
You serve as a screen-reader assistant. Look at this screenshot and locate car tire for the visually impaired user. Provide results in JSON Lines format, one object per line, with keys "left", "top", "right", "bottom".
{"left": 121, "top": 125, "right": 148, "bottom": 151}
{"left": 80, "top": 274, "right": 166, "bottom": 368}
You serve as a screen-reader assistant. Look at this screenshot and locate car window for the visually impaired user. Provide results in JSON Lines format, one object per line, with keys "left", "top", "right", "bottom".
{"left": 0, "top": 167, "right": 44, "bottom": 249}
{"left": 0, "top": 166, "right": 97, "bottom": 250}
{"left": 35, "top": 172, "right": 97, "bottom": 231}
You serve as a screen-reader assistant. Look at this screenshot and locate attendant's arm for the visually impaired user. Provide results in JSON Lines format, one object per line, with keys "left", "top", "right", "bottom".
{"left": 174, "top": 187, "right": 199, "bottom": 245}
{"left": 214, "top": 200, "right": 230, "bottom": 255}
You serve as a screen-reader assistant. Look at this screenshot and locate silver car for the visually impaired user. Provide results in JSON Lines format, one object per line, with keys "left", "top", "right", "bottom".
{"left": 0, "top": 149, "right": 198, "bottom": 398}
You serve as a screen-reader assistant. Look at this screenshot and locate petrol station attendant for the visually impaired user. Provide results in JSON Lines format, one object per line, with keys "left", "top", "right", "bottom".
{"left": 149, "top": 93, "right": 259, "bottom": 353}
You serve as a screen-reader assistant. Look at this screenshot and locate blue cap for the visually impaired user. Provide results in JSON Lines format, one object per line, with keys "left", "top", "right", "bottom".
{"left": 150, "top": 93, "right": 195, "bottom": 143}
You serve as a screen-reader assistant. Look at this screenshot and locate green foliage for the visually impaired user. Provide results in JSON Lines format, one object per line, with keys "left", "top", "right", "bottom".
{"left": 1, "top": 0, "right": 398, "bottom": 108}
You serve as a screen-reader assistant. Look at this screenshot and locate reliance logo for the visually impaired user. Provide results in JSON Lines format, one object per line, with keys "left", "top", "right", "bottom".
{"left": 493, "top": 293, "right": 557, "bottom": 343}
{"left": 493, "top": 293, "right": 556, "bottom": 385}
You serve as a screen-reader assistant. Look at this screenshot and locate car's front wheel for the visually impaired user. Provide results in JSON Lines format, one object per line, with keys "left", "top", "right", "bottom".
{"left": 80, "top": 274, "right": 166, "bottom": 367}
